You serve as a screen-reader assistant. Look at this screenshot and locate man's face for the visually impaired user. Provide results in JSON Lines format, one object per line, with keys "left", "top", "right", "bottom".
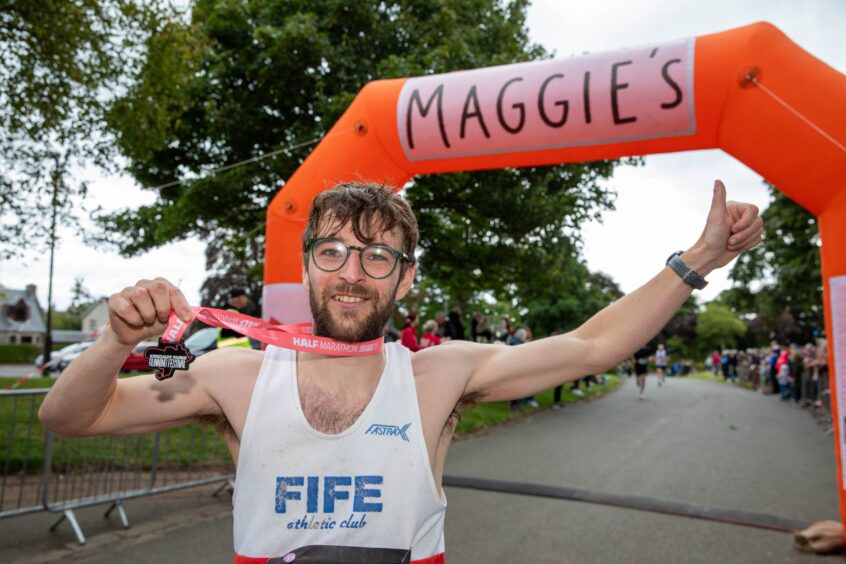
{"left": 303, "top": 221, "right": 415, "bottom": 343}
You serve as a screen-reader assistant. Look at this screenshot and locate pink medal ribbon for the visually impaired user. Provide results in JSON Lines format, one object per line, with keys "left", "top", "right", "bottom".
{"left": 147, "top": 306, "right": 384, "bottom": 380}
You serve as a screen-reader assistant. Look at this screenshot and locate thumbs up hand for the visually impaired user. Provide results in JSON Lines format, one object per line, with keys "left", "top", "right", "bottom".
{"left": 695, "top": 180, "right": 764, "bottom": 271}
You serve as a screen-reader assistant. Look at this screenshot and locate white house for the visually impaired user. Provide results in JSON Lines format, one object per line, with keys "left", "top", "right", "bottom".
{"left": 0, "top": 284, "right": 46, "bottom": 345}
{"left": 80, "top": 298, "right": 109, "bottom": 337}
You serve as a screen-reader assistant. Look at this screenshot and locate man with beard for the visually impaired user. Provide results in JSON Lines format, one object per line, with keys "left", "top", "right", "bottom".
{"left": 39, "top": 181, "right": 764, "bottom": 563}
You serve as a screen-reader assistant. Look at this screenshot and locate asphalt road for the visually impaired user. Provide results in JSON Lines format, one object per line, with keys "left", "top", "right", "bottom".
{"left": 1, "top": 376, "right": 839, "bottom": 563}
{"left": 443, "top": 376, "right": 838, "bottom": 563}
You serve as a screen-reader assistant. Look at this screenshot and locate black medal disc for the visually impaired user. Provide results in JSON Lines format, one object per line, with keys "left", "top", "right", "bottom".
{"left": 144, "top": 338, "right": 196, "bottom": 381}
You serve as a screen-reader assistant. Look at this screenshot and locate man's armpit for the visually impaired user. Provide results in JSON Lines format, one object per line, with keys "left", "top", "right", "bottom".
{"left": 196, "top": 413, "right": 236, "bottom": 441}
{"left": 443, "top": 390, "right": 486, "bottom": 437}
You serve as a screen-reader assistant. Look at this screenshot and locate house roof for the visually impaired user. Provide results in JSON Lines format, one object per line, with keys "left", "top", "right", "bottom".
{"left": 0, "top": 287, "right": 46, "bottom": 333}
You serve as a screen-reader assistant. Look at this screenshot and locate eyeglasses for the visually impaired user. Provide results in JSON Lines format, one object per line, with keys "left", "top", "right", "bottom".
{"left": 307, "top": 238, "right": 412, "bottom": 279}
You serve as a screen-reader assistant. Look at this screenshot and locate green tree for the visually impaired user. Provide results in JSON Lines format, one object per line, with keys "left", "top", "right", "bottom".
{"left": 517, "top": 241, "right": 624, "bottom": 337}
{"left": 199, "top": 236, "right": 265, "bottom": 307}
{"left": 47, "top": 278, "right": 98, "bottom": 330}
{"left": 398, "top": 275, "right": 521, "bottom": 339}
{"left": 409, "top": 163, "right": 618, "bottom": 311}
{"left": 665, "top": 334, "right": 688, "bottom": 361}
{"left": 729, "top": 183, "right": 822, "bottom": 343}
{"left": 657, "top": 295, "right": 698, "bottom": 352}
{"left": 0, "top": 1, "right": 164, "bottom": 258}
{"left": 97, "top": 0, "right": 626, "bottom": 313}
{"left": 52, "top": 311, "right": 82, "bottom": 331}
{"left": 68, "top": 278, "right": 96, "bottom": 316}
{"left": 696, "top": 302, "right": 747, "bottom": 352}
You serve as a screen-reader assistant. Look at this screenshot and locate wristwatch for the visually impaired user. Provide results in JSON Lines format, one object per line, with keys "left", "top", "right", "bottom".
{"left": 666, "top": 251, "right": 708, "bottom": 290}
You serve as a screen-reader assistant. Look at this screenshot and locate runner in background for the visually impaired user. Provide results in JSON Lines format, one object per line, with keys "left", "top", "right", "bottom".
{"left": 655, "top": 343, "right": 668, "bottom": 387}
{"left": 634, "top": 346, "right": 651, "bottom": 399}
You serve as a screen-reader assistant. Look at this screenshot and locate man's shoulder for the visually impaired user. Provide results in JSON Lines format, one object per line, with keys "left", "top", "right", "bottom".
{"left": 187, "top": 347, "right": 265, "bottom": 413}
{"left": 192, "top": 346, "right": 265, "bottom": 379}
{"left": 203, "top": 345, "right": 265, "bottom": 360}
{"left": 409, "top": 343, "right": 487, "bottom": 409}
{"left": 409, "top": 340, "right": 495, "bottom": 381}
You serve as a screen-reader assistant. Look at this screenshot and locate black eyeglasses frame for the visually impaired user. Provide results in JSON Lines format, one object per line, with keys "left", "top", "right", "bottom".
{"left": 306, "top": 237, "right": 412, "bottom": 279}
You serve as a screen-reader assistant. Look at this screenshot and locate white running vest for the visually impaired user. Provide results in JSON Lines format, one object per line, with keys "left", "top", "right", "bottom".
{"left": 232, "top": 343, "right": 447, "bottom": 563}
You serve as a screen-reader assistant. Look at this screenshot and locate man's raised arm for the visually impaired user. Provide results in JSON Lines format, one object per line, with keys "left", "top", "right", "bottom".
{"left": 463, "top": 180, "right": 764, "bottom": 401}
{"left": 38, "top": 278, "right": 222, "bottom": 437}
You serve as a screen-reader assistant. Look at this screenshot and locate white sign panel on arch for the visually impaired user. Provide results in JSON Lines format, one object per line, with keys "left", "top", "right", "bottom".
{"left": 397, "top": 38, "right": 696, "bottom": 162}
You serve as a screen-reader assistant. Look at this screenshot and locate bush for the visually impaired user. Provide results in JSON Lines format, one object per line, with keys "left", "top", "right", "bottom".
{"left": 0, "top": 344, "right": 41, "bottom": 363}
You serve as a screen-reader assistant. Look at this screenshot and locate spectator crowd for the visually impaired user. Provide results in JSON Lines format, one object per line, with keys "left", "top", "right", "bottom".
{"left": 705, "top": 339, "right": 829, "bottom": 408}
{"left": 388, "top": 305, "right": 512, "bottom": 350}
{"left": 389, "top": 307, "right": 603, "bottom": 411}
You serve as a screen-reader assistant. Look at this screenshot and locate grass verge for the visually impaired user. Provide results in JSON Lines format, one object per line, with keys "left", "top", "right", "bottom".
{"left": 0, "top": 376, "right": 230, "bottom": 473}
{"left": 2, "top": 375, "right": 623, "bottom": 470}
{"left": 687, "top": 371, "right": 756, "bottom": 390}
{"left": 455, "top": 374, "right": 621, "bottom": 436}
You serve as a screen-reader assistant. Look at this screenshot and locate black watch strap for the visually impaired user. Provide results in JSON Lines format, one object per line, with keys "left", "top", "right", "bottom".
{"left": 666, "top": 251, "right": 708, "bottom": 290}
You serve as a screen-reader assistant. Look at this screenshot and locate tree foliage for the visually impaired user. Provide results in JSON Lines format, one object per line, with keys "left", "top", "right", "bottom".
{"left": 0, "top": 0, "right": 166, "bottom": 258}
{"left": 655, "top": 295, "right": 699, "bottom": 357}
{"left": 407, "top": 162, "right": 620, "bottom": 333}
{"left": 728, "top": 183, "right": 822, "bottom": 343}
{"left": 68, "top": 277, "right": 96, "bottom": 316}
{"left": 696, "top": 302, "right": 747, "bottom": 351}
{"left": 516, "top": 241, "right": 624, "bottom": 337}
{"left": 98, "top": 0, "right": 626, "bottom": 320}
{"left": 199, "top": 236, "right": 265, "bottom": 307}
{"left": 48, "top": 278, "right": 98, "bottom": 330}
{"left": 98, "top": 0, "right": 546, "bottom": 255}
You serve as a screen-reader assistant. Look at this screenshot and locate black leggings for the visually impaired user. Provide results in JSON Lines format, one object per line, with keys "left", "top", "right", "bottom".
{"left": 555, "top": 376, "right": 597, "bottom": 402}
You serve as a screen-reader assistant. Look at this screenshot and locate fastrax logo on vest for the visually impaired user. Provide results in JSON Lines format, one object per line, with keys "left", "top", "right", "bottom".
{"left": 364, "top": 423, "right": 411, "bottom": 442}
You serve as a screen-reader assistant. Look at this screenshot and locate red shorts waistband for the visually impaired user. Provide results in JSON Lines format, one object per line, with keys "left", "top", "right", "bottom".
{"left": 234, "top": 551, "right": 444, "bottom": 564}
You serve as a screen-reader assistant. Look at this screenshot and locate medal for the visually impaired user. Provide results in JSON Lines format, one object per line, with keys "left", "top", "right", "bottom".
{"left": 149, "top": 306, "right": 384, "bottom": 381}
{"left": 144, "top": 338, "right": 196, "bottom": 380}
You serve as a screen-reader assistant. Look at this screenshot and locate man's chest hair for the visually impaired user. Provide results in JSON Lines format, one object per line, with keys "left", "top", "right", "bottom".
{"left": 298, "top": 380, "right": 371, "bottom": 435}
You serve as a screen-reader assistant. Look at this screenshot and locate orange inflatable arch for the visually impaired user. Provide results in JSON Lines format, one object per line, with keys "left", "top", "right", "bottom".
{"left": 264, "top": 22, "right": 846, "bottom": 528}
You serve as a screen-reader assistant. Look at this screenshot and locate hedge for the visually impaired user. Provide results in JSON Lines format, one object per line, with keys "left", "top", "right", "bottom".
{"left": 0, "top": 343, "right": 41, "bottom": 363}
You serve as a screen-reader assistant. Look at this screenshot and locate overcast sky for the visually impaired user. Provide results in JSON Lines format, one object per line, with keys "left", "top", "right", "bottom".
{"left": 2, "top": 0, "right": 844, "bottom": 311}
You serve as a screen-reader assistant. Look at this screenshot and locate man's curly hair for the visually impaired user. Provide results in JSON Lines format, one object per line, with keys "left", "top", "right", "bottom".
{"left": 302, "top": 182, "right": 419, "bottom": 270}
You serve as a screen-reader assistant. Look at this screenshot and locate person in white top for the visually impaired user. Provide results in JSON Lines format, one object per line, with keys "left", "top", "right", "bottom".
{"left": 655, "top": 343, "right": 669, "bottom": 386}
{"left": 38, "top": 180, "right": 763, "bottom": 563}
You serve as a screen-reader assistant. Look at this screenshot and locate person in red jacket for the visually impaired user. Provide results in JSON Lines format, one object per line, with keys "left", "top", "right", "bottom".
{"left": 401, "top": 314, "right": 421, "bottom": 352}
{"left": 420, "top": 320, "right": 442, "bottom": 349}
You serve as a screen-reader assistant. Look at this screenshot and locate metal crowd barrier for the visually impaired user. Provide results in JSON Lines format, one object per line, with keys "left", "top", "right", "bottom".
{"left": 817, "top": 370, "right": 833, "bottom": 435}
{"left": 1, "top": 388, "right": 235, "bottom": 544}
{"left": 798, "top": 368, "right": 818, "bottom": 404}
{"left": 0, "top": 389, "right": 46, "bottom": 520}
{"left": 792, "top": 366, "right": 832, "bottom": 434}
